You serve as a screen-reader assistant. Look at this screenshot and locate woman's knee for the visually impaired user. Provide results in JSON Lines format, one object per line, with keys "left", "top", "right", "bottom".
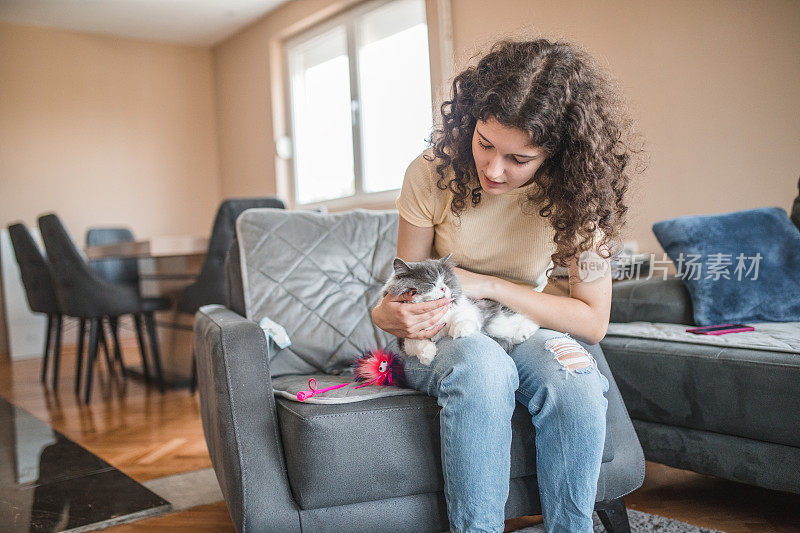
{"left": 437, "top": 333, "right": 519, "bottom": 398}
{"left": 539, "top": 365, "right": 609, "bottom": 425}
{"left": 537, "top": 332, "right": 598, "bottom": 372}
{"left": 516, "top": 332, "right": 608, "bottom": 415}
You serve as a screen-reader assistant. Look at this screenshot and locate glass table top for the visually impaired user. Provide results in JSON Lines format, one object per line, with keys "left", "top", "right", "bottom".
{"left": 0, "top": 396, "right": 170, "bottom": 532}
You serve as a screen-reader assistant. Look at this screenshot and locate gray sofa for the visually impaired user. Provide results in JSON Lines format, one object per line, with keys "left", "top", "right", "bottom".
{"left": 602, "top": 270, "right": 800, "bottom": 495}
{"left": 194, "top": 208, "right": 646, "bottom": 533}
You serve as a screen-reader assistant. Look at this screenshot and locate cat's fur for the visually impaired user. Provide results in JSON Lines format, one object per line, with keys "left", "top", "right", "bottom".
{"left": 382, "top": 255, "right": 540, "bottom": 365}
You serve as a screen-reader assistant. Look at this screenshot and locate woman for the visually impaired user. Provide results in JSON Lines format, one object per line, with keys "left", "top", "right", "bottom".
{"left": 371, "top": 39, "right": 642, "bottom": 533}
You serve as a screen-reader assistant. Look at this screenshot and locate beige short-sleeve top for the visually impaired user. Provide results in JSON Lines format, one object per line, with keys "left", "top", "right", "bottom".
{"left": 396, "top": 148, "right": 559, "bottom": 290}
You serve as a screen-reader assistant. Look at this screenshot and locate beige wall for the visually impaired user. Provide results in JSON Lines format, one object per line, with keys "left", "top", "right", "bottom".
{"left": 212, "top": 0, "right": 800, "bottom": 254}
{"left": 0, "top": 22, "right": 221, "bottom": 355}
{"left": 0, "top": 22, "right": 221, "bottom": 239}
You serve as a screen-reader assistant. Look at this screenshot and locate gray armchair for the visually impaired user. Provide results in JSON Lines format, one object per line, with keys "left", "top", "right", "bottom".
{"left": 194, "top": 208, "right": 646, "bottom": 532}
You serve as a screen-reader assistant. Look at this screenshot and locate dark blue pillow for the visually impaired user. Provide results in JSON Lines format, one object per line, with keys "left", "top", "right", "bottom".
{"left": 652, "top": 207, "right": 800, "bottom": 325}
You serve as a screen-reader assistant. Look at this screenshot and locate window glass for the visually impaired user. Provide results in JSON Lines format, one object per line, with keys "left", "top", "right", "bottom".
{"left": 358, "top": 0, "right": 433, "bottom": 193}
{"left": 287, "top": 0, "right": 432, "bottom": 204}
{"left": 289, "top": 27, "right": 355, "bottom": 204}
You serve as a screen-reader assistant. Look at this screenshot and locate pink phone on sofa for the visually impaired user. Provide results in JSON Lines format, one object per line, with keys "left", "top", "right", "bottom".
{"left": 686, "top": 324, "right": 755, "bottom": 335}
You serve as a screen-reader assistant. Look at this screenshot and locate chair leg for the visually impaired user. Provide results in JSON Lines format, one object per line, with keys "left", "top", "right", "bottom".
{"left": 84, "top": 318, "right": 100, "bottom": 405}
{"left": 133, "top": 313, "right": 151, "bottom": 385}
{"left": 143, "top": 312, "right": 165, "bottom": 393}
{"left": 108, "top": 316, "right": 127, "bottom": 378}
{"left": 595, "top": 496, "right": 632, "bottom": 533}
{"left": 51, "top": 314, "right": 63, "bottom": 390}
{"left": 75, "top": 319, "right": 86, "bottom": 396}
{"left": 41, "top": 314, "right": 53, "bottom": 384}
{"left": 98, "top": 318, "right": 116, "bottom": 377}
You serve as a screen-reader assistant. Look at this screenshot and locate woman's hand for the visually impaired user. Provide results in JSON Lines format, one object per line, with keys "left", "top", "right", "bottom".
{"left": 453, "top": 267, "right": 496, "bottom": 300}
{"left": 371, "top": 291, "right": 452, "bottom": 339}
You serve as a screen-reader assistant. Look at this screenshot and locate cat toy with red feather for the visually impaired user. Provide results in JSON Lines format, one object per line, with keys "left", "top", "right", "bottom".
{"left": 351, "top": 348, "right": 406, "bottom": 388}
{"left": 295, "top": 348, "right": 406, "bottom": 401}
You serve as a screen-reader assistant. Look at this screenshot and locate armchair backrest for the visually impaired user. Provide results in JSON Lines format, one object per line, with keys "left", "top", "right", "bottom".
{"left": 225, "top": 238, "right": 245, "bottom": 316}
{"left": 235, "top": 208, "right": 398, "bottom": 377}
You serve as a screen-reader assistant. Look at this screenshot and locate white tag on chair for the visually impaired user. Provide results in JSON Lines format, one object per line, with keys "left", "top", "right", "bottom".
{"left": 259, "top": 316, "right": 292, "bottom": 349}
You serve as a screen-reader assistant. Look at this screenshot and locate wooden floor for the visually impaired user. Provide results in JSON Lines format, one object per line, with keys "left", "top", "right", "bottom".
{"left": 0, "top": 341, "right": 210, "bottom": 483}
{"left": 1, "top": 345, "right": 798, "bottom": 532}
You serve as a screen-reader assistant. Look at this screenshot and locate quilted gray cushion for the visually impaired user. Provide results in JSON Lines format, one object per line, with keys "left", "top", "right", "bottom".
{"left": 237, "top": 208, "right": 399, "bottom": 378}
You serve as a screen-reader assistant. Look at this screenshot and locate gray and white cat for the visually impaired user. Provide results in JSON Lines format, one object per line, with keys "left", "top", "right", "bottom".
{"left": 382, "top": 255, "right": 540, "bottom": 365}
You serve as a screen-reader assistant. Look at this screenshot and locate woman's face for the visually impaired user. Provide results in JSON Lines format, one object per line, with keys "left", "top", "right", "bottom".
{"left": 472, "top": 116, "right": 547, "bottom": 195}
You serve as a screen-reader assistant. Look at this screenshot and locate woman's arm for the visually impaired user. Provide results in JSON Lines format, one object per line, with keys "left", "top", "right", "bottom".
{"left": 397, "top": 215, "right": 434, "bottom": 261}
{"left": 455, "top": 252, "right": 612, "bottom": 345}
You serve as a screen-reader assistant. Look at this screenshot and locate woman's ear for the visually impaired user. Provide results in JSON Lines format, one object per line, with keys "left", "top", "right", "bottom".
{"left": 393, "top": 257, "right": 412, "bottom": 275}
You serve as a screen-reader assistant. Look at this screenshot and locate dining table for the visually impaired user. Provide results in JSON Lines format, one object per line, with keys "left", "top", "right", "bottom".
{"left": 84, "top": 235, "right": 209, "bottom": 387}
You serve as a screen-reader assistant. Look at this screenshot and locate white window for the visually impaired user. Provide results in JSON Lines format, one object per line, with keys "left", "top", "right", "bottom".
{"left": 286, "top": 0, "right": 433, "bottom": 206}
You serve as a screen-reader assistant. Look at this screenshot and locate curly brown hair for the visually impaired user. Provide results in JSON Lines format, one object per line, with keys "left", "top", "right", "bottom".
{"left": 427, "top": 38, "right": 644, "bottom": 277}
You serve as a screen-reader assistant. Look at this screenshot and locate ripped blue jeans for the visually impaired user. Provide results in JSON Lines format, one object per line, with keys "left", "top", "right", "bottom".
{"left": 395, "top": 329, "right": 610, "bottom": 533}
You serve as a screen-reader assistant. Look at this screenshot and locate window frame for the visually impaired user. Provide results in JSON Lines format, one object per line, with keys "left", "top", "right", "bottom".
{"left": 282, "top": 0, "right": 441, "bottom": 211}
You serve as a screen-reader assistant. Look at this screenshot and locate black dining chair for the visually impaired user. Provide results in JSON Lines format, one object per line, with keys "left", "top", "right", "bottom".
{"left": 178, "top": 197, "right": 285, "bottom": 391}
{"left": 85, "top": 227, "right": 153, "bottom": 387}
{"left": 7, "top": 223, "right": 64, "bottom": 388}
{"left": 38, "top": 214, "right": 170, "bottom": 403}
{"left": 86, "top": 227, "right": 139, "bottom": 289}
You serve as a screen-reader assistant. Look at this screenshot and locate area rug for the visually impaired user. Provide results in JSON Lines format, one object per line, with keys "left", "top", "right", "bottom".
{"left": 516, "top": 509, "right": 724, "bottom": 532}
{"left": 142, "top": 468, "right": 223, "bottom": 512}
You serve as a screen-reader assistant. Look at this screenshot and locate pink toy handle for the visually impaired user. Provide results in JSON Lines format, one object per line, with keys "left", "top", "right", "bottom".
{"left": 352, "top": 376, "right": 382, "bottom": 389}
{"left": 297, "top": 378, "right": 349, "bottom": 401}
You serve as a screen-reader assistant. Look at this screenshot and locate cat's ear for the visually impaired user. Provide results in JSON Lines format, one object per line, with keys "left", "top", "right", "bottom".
{"left": 440, "top": 253, "right": 456, "bottom": 269}
{"left": 393, "top": 257, "right": 412, "bottom": 275}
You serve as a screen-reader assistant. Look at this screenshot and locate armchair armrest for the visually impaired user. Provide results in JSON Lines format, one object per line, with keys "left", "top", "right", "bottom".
{"left": 194, "top": 305, "right": 300, "bottom": 532}
{"left": 610, "top": 277, "right": 694, "bottom": 325}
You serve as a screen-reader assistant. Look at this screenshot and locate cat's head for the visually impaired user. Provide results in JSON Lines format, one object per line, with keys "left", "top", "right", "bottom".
{"left": 382, "top": 254, "right": 462, "bottom": 302}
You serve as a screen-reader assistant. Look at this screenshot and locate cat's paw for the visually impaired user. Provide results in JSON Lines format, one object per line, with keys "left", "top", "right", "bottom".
{"left": 406, "top": 338, "right": 437, "bottom": 365}
{"left": 418, "top": 352, "right": 435, "bottom": 366}
{"left": 449, "top": 319, "right": 480, "bottom": 339}
{"left": 418, "top": 340, "right": 437, "bottom": 364}
{"left": 512, "top": 319, "right": 540, "bottom": 344}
